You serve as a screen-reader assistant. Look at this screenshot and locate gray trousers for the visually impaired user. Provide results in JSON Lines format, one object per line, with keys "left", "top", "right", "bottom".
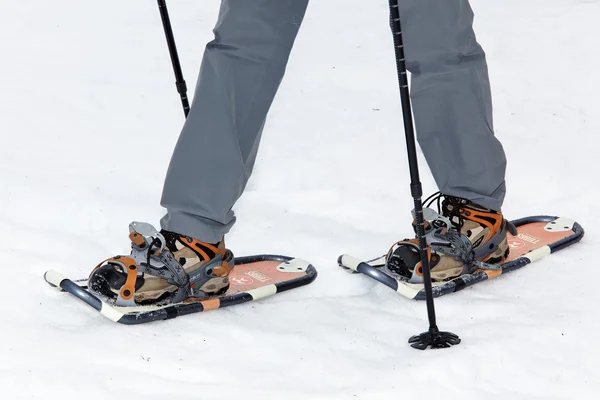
{"left": 160, "top": 0, "right": 507, "bottom": 242}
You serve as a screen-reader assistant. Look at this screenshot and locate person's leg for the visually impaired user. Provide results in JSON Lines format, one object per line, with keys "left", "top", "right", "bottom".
{"left": 399, "top": 0, "right": 506, "bottom": 211}
{"left": 160, "top": 0, "right": 309, "bottom": 242}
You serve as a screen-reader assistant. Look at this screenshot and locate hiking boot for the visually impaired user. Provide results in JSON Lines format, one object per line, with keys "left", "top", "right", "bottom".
{"left": 385, "top": 192, "right": 513, "bottom": 283}
{"left": 88, "top": 221, "right": 233, "bottom": 306}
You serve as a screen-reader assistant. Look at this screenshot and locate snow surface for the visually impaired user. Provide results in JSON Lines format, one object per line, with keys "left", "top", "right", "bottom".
{"left": 1, "top": 0, "right": 599, "bottom": 399}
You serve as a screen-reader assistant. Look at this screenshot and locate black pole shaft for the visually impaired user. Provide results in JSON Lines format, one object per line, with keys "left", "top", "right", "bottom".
{"left": 157, "top": 0, "right": 190, "bottom": 117}
{"left": 388, "top": 0, "right": 439, "bottom": 333}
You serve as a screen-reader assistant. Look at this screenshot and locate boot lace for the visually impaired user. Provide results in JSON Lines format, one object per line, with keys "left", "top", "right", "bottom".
{"left": 423, "top": 191, "right": 468, "bottom": 230}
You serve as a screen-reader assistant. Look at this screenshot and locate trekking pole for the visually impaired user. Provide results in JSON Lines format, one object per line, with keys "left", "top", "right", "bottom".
{"left": 387, "top": 0, "right": 460, "bottom": 350}
{"left": 157, "top": 0, "right": 190, "bottom": 117}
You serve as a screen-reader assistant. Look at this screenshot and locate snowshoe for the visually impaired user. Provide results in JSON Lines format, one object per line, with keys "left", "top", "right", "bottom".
{"left": 44, "top": 222, "right": 318, "bottom": 324}
{"left": 338, "top": 193, "right": 584, "bottom": 299}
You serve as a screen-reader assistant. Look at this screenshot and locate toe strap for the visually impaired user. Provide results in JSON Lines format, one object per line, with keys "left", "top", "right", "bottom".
{"left": 89, "top": 256, "right": 141, "bottom": 306}
{"left": 113, "top": 257, "right": 138, "bottom": 302}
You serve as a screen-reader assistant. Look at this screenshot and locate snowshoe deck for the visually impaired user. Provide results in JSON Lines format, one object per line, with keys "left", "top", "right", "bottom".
{"left": 45, "top": 255, "right": 317, "bottom": 324}
{"left": 338, "top": 215, "right": 584, "bottom": 300}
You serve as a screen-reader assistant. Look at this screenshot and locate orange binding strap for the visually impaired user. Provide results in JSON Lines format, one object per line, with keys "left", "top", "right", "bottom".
{"left": 181, "top": 236, "right": 226, "bottom": 261}
{"left": 461, "top": 208, "right": 503, "bottom": 237}
{"left": 88, "top": 256, "right": 139, "bottom": 300}
{"left": 115, "top": 256, "right": 138, "bottom": 300}
{"left": 129, "top": 232, "right": 146, "bottom": 247}
{"left": 413, "top": 246, "right": 432, "bottom": 277}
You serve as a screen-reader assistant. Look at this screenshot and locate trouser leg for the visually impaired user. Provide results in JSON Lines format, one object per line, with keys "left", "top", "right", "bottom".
{"left": 399, "top": 0, "right": 507, "bottom": 210}
{"left": 160, "top": 0, "right": 310, "bottom": 242}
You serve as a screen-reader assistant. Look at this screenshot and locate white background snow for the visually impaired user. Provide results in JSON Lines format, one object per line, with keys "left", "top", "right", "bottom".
{"left": 1, "top": 0, "right": 598, "bottom": 398}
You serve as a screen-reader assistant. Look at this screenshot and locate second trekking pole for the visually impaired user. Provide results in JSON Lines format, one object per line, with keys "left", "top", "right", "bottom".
{"left": 387, "top": 0, "right": 461, "bottom": 350}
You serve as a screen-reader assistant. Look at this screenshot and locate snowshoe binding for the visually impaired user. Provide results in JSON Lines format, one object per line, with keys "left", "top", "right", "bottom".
{"left": 88, "top": 221, "right": 234, "bottom": 306}
{"left": 384, "top": 192, "right": 518, "bottom": 283}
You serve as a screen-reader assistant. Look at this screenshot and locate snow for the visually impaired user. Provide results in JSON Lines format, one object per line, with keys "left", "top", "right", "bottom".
{"left": 1, "top": 0, "right": 598, "bottom": 398}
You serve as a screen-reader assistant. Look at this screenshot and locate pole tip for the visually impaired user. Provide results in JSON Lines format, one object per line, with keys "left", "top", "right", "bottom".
{"left": 408, "top": 330, "right": 461, "bottom": 350}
